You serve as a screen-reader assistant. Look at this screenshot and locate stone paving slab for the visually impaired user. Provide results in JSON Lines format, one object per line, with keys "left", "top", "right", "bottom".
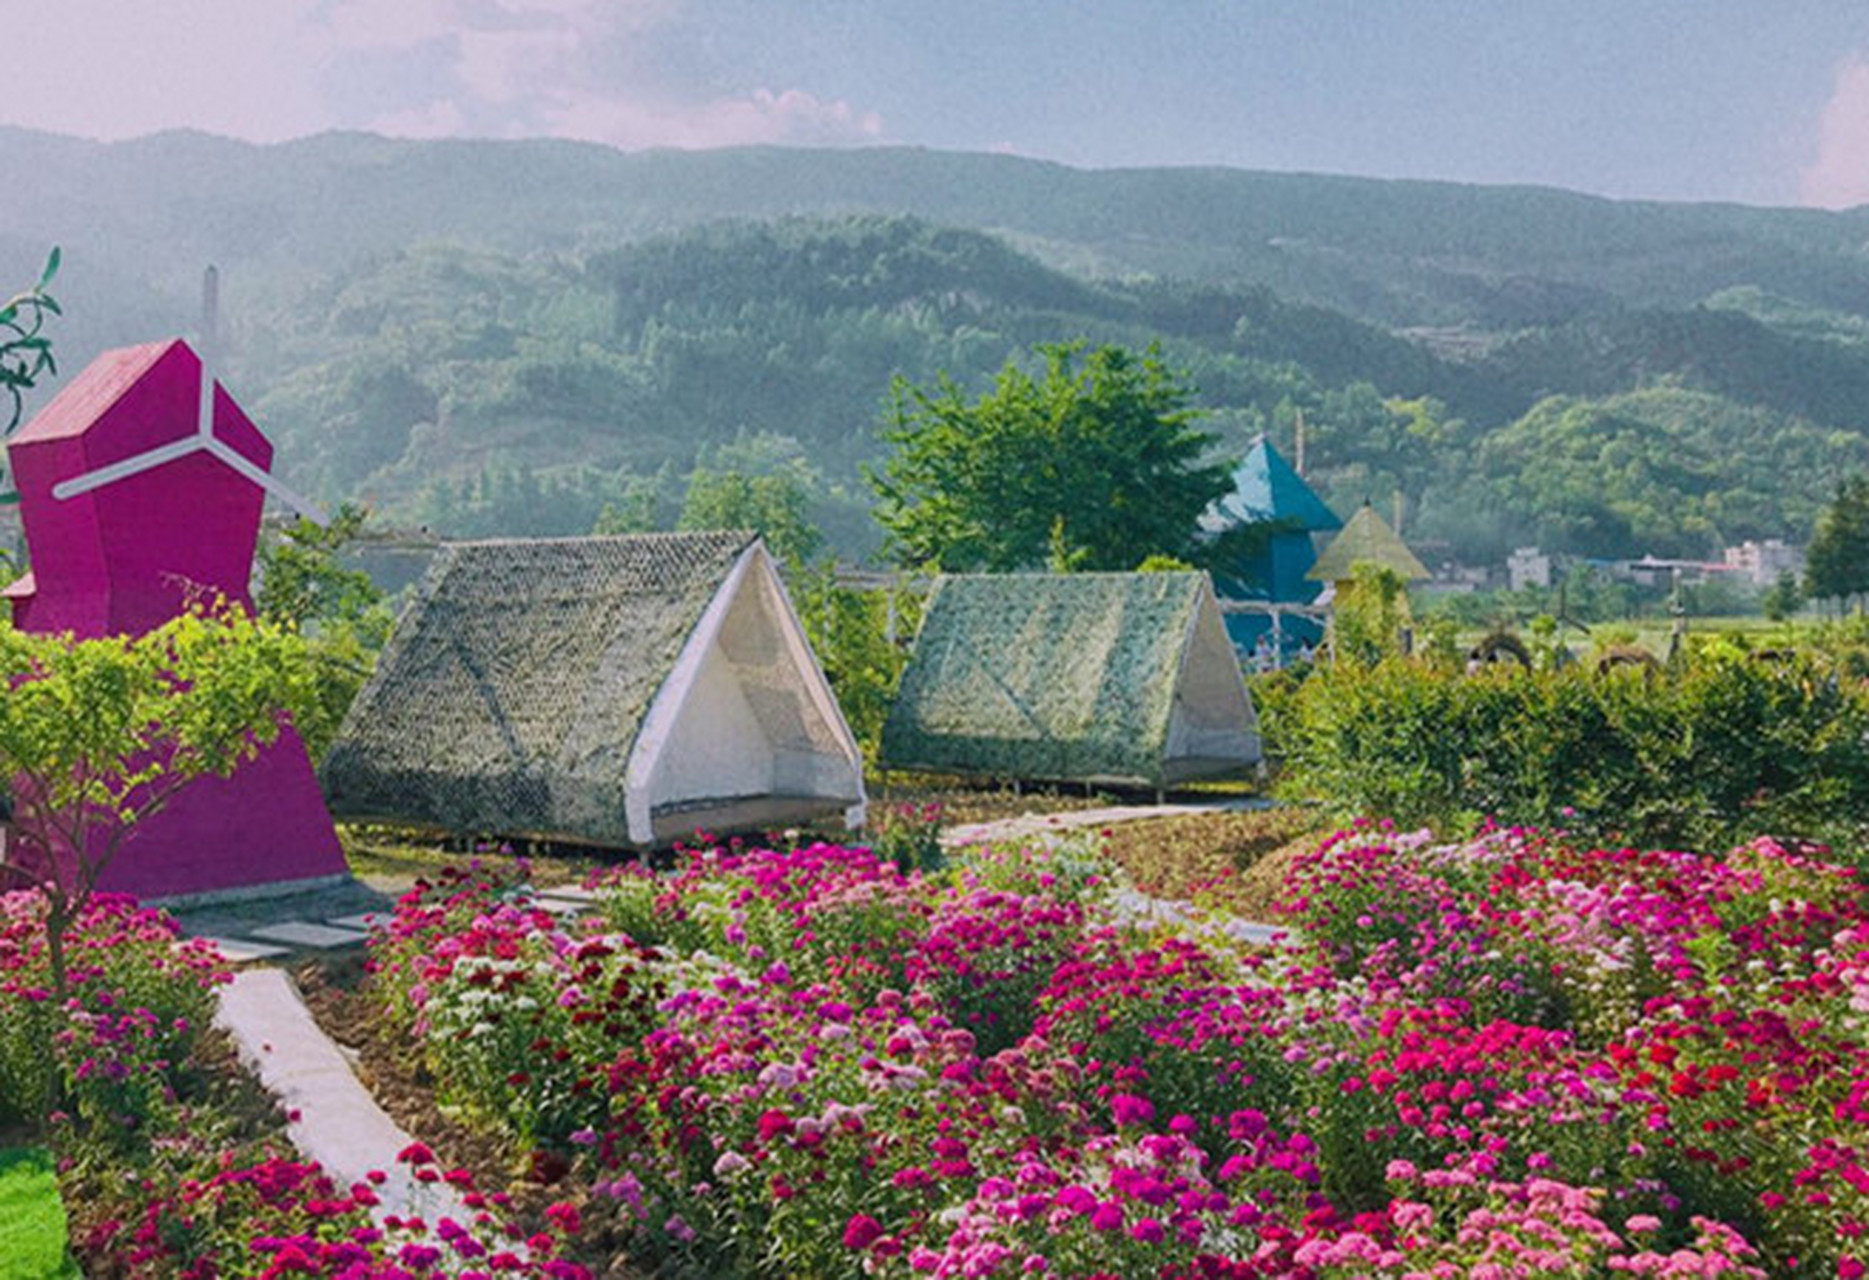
{"left": 326, "top": 912, "right": 391, "bottom": 932}
{"left": 248, "top": 921, "right": 369, "bottom": 950}
{"left": 173, "top": 876, "right": 395, "bottom": 950}
{"left": 215, "top": 968, "right": 469, "bottom": 1228}
{"left": 196, "top": 935, "right": 291, "bottom": 963}
{"left": 533, "top": 883, "right": 599, "bottom": 903}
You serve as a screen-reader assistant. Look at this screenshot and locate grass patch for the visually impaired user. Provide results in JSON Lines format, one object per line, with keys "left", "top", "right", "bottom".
{"left": 0, "top": 1146, "right": 79, "bottom": 1280}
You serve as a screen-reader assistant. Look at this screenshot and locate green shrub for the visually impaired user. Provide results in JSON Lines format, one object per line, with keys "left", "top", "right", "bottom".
{"left": 1263, "top": 651, "right": 1869, "bottom": 851}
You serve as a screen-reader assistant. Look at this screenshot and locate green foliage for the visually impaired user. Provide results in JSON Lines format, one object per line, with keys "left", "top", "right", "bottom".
{"left": 1473, "top": 388, "right": 1864, "bottom": 558}
{"left": 1, "top": 247, "right": 60, "bottom": 474}
{"left": 678, "top": 467, "right": 823, "bottom": 569}
{"left": 1762, "top": 570, "right": 1805, "bottom": 623}
{"left": 1805, "top": 474, "right": 1869, "bottom": 610}
{"left": 0, "top": 1147, "right": 78, "bottom": 1279}
{"left": 871, "top": 340, "right": 1232, "bottom": 571}
{"left": 1330, "top": 562, "right": 1410, "bottom": 664}
{"left": 1265, "top": 651, "right": 1869, "bottom": 850}
{"left": 865, "top": 800, "right": 947, "bottom": 873}
{"left": 0, "top": 607, "right": 320, "bottom": 992}
{"left": 253, "top": 505, "right": 392, "bottom": 760}
{"left": 793, "top": 566, "right": 922, "bottom": 759}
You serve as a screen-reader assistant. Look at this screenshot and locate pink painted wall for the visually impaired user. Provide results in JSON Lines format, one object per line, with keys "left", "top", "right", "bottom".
{"left": 5, "top": 339, "right": 347, "bottom": 900}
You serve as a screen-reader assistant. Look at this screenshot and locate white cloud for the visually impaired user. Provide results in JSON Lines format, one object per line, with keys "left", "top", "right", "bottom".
{"left": 455, "top": 27, "right": 583, "bottom": 104}
{"left": 1801, "top": 53, "right": 1869, "bottom": 209}
{"left": 0, "top": 0, "right": 885, "bottom": 154}
{"left": 366, "top": 98, "right": 469, "bottom": 140}
{"left": 541, "top": 86, "right": 883, "bottom": 150}
{"left": 1, "top": 1, "right": 328, "bottom": 141}
{"left": 330, "top": 0, "right": 885, "bottom": 151}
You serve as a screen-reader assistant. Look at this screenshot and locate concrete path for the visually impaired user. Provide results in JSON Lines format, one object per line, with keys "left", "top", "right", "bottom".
{"left": 214, "top": 967, "right": 469, "bottom": 1228}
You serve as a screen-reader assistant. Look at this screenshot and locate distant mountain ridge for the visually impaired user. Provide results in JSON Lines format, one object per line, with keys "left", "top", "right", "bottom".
{"left": 5, "top": 127, "right": 1869, "bottom": 566}
{"left": 8, "top": 125, "right": 1869, "bottom": 332}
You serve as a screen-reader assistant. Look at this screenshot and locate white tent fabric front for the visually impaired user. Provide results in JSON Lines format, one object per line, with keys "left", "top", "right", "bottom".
{"left": 320, "top": 531, "right": 866, "bottom": 845}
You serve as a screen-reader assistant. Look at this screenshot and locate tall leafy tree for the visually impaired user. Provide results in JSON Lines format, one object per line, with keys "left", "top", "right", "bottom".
{"left": 870, "top": 341, "right": 1232, "bottom": 571}
{"left": 1804, "top": 474, "right": 1869, "bottom": 612}
{"left": 678, "top": 466, "right": 824, "bottom": 568}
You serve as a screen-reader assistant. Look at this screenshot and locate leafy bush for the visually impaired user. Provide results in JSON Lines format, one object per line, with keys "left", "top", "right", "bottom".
{"left": 1263, "top": 651, "right": 1869, "bottom": 851}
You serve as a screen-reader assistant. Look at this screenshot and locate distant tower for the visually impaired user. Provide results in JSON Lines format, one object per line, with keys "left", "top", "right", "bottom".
{"left": 200, "top": 265, "right": 220, "bottom": 358}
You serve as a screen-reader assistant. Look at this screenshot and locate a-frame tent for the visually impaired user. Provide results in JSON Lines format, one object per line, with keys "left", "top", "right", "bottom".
{"left": 1307, "top": 502, "right": 1431, "bottom": 584}
{"left": 320, "top": 531, "right": 866, "bottom": 846}
{"left": 878, "top": 571, "right": 1260, "bottom": 788}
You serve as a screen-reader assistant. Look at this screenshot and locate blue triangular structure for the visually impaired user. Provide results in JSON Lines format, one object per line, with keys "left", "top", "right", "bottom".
{"left": 1203, "top": 435, "right": 1341, "bottom": 660}
{"left": 1210, "top": 436, "right": 1343, "bottom": 533}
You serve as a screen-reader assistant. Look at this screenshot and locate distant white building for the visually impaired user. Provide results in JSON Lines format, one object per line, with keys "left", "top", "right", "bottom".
{"left": 1507, "top": 546, "right": 1552, "bottom": 591}
{"left": 1723, "top": 539, "right": 1805, "bottom": 588}
{"left": 1421, "top": 562, "right": 1489, "bottom": 596}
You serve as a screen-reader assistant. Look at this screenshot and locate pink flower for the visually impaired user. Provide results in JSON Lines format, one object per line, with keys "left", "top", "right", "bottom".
{"left": 843, "top": 1213, "right": 885, "bottom": 1250}
{"left": 1110, "top": 1093, "right": 1155, "bottom": 1127}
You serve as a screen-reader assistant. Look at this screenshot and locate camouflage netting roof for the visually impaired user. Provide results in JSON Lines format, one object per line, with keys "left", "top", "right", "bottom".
{"left": 880, "top": 572, "right": 1221, "bottom": 786}
{"left": 320, "top": 530, "right": 756, "bottom": 844}
{"left": 1307, "top": 503, "right": 1431, "bottom": 582}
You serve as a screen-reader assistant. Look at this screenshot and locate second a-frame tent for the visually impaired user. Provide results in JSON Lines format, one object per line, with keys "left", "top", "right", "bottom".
{"left": 320, "top": 531, "right": 866, "bottom": 846}
{"left": 879, "top": 571, "right": 1260, "bottom": 788}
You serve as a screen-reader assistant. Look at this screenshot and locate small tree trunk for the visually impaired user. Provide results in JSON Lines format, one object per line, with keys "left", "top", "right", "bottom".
{"left": 45, "top": 901, "right": 69, "bottom": 1000}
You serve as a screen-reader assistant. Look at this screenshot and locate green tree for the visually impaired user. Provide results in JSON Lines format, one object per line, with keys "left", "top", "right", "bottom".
{"left": 254, "top": 505, "right": 393, "bottom": 759}
{"left": 678, "top": 466, "right": 824, "bottom": 568}
{"left": 870, "top": 341, "right": 1232, "bottom": 572}
{"left": 592, "top": 477, "right": 663, "bottom": 536}
{"left": 0, "top": 607, "right": 321, "bottom": 994}
{"left": 1804, "top": 475, "right": 1869, "bottom": 614}
{"left": 1331, "top": 562, "right": 1410, "bottom": 665}
{"left": 1762, "top": 569, "right": 1804, "bottom": 623}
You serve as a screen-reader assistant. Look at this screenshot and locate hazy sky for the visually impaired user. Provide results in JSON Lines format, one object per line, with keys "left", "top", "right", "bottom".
{"left": 11, "top": 1, "right": 1869, "bottom": 208}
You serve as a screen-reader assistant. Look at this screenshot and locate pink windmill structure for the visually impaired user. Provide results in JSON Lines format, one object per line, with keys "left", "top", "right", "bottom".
{"left": 3, "top": 335, "right": 349, "bottom": 901}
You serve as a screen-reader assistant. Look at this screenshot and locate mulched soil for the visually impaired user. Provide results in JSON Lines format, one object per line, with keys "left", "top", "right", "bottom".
{"left": 1096, "top": 806, "right": 1328, "bottom": 922}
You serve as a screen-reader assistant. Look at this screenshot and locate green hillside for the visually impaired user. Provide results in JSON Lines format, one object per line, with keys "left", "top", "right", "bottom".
{"left": 6, "top": 129, "right": 1869, "bottom": 565}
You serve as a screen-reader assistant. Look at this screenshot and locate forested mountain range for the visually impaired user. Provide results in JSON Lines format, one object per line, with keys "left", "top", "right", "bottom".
{"left": 5, "top": 126, "right": 1869, "bottom": 565}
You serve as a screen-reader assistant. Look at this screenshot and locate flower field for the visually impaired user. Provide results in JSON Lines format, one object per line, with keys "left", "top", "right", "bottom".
{"left": 356, "top": 825, "right": 1869, "bottom": 1277}
{"left": 0, "top": 891, "right": 588, "bottom": 1279}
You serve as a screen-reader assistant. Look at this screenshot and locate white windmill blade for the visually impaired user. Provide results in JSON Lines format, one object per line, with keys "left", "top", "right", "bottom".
{"left": 203, "top": 436, "right": 328, "bottom": 525}
{"left": 52, "top": 340, "right": 329, "bottom": 526}
{"left": 52, "top": 435, "right": 209, "bottom": 499}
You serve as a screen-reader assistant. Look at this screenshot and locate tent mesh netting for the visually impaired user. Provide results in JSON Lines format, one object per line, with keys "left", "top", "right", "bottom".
{"left": 879, "top": 572, "right": 1212, "bottom": 787}
{"left": 320, "top": 530, "right": 754, "bottom": 844}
